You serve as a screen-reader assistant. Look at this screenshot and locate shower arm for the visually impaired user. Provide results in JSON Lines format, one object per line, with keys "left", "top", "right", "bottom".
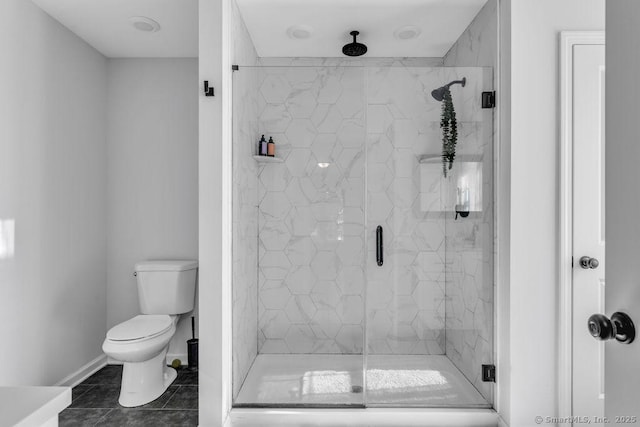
{"left": 445, "top": 77, "right": 467, "bottom": 89}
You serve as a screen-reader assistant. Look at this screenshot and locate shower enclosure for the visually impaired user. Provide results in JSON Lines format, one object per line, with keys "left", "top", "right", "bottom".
{"left": 231, "top": 63, "right": 494, "bottom": 408}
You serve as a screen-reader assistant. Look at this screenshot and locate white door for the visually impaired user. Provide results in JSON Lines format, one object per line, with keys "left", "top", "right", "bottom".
{"left": 572, "top": 43, "right": 606, "bottom": 423}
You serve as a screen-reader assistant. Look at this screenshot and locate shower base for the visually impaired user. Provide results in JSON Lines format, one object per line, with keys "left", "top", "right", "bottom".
{"left": 234, "top": 354, "right": 490, "bottom": 408}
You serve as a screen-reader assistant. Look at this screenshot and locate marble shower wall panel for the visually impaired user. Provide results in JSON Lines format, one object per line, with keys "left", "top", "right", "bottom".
{"left": 443, "top": 0, "right": 498, "bottom": 69}
{"left": 257, "top": 67, "right": 366, "bottom": 354}
{"left": 231, "top": 0, "right": 260, "bottom": 400}
{"left": 365, "top": 67, "right": 485, "bottom": 355}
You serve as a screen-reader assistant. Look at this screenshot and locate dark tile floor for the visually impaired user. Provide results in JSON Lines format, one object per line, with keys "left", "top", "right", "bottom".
{"left": 60, "top": 365, "right": 198, "bottom": 426}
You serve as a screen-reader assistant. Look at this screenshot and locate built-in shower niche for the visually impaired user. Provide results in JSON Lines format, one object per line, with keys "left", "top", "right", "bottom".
{"left": 418, "top": 154, "right": 483, "bottom": 216}
{"left": 231, "top": 64, "right": 494, "bottom": 408}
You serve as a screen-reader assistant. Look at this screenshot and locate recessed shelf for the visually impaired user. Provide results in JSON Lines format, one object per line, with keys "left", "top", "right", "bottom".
{"left": 418, "top": 154, "right": 483, "bottom": 164}
{"left": 253, "top": 155, "right": 283, "bottom": 163}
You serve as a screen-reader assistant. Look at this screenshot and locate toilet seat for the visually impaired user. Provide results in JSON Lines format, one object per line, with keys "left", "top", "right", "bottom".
{"left": 107, "top": 315, "right": 173, "bottom": 342}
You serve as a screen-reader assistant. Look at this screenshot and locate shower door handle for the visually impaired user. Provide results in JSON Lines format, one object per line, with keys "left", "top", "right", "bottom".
{"left": 376, "top": 226, "right": 383, "bottom": 266}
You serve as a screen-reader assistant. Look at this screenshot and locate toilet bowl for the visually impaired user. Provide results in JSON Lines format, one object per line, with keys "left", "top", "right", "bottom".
{"left": 102, "top": 314, "right": 178, "bottom": 407}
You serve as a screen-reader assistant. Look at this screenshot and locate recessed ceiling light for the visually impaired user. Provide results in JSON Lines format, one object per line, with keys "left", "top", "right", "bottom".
{"left": 394, "top": 26, "right": 421, "bottom": 40}
{"left": 129, "top": 16, "right": 161, "bottom": 33}
{"left": 287, "top": 25, "right": 313, "bottom": 40}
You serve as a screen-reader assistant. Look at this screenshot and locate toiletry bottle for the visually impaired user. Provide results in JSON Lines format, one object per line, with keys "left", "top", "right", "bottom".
{"left": 258, "top": 135, "right": 267, "bottom": 156}
{"left": 267, "top": 136, "right": 275, "bottom": 157}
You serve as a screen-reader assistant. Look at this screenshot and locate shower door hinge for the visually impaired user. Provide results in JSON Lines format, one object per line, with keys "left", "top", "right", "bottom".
{"left": 232, "top": 65, "right": 239, "bottom": 71}
{"left": 482, "top": 364, "right": 496, "bottom": 382}
{"left": 482, "top": 91, "right": 496, "bottom": 109}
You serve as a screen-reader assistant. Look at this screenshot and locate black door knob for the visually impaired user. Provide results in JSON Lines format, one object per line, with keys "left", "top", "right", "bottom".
{"left": 587, "top": 312, "right": 635, "bottom": 344}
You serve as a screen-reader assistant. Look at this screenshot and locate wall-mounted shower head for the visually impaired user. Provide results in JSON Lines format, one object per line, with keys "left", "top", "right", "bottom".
{"left": 342, "top": 31, "right": 367, "bottom": 57}
{"left": 431, "top": 77, "right": 467, "bottom": 101}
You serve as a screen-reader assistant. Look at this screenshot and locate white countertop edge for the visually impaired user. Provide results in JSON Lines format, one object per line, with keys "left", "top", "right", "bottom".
{"left": 0, "top": 386, "right": 72, "bottom": 427}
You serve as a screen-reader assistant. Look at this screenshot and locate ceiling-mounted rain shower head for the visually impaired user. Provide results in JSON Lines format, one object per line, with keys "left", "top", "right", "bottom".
{"left": 342, "top": 31, "right": 367, "bottom": 57}
{"left": 431, "top": 77, "right": 467, "bottom": 101}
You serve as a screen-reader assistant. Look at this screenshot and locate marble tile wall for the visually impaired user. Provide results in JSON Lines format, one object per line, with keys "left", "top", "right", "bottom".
{"left": 443, "top": 0, "right": 497, "bottom": 404}
{"left": 443, "top": 0, "right": 498, "bottom": 69}
{"left": 253, "top": 65, "right": 490, "bottom": 357}
{"left": 256, "top": 66, "right": 367, "bottom": 354}
{"left": 231, "top": 0, "right": 260, "bottom": 400}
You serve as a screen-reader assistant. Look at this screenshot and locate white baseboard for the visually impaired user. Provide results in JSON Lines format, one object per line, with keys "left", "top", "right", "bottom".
{"left": 55, "top": 354, "right": 108, "bottom": 387}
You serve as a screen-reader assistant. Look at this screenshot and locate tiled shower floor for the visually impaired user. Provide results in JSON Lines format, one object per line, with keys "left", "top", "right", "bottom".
{"left": 59, "top": 365, "right": 198, "bottom": 426}
{"left": 235, "top": 354, "right": 490, "bottom": 407}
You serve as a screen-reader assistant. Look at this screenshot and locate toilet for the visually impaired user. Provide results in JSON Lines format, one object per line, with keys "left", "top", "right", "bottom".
{"left": 102, "top": 260, "right": 198, "bottom": 407}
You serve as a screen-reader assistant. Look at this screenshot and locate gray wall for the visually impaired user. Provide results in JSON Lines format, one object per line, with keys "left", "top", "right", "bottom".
{"left": 106, "top": 58, "right": 199, "bottom": 362}
{"left": 0, "top": 0, "right": 107, "bottom": 386}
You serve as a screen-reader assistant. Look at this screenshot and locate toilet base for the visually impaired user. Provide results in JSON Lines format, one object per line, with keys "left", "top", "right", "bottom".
{"left": 118, "top": 348, "right": 177, "bottom": 407}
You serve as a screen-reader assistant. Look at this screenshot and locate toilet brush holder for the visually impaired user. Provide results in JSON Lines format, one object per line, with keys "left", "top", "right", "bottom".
{"left": 187, "top": 339, "right": 198, "bottom": 371}
{"left": 187, "top": 316, "right": 198, "bottom": 371}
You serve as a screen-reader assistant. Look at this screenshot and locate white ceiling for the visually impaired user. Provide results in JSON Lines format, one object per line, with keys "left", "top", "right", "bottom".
{"left": 31, "top": 0, "right": 198, "bottom": 58}
{"left": 236, "top": 0, "right": 488, "bottom": 58}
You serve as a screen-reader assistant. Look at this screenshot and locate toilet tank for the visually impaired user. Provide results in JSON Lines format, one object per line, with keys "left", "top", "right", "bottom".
{"left": 135, "top": 260, "right": 198, "bottom": 314}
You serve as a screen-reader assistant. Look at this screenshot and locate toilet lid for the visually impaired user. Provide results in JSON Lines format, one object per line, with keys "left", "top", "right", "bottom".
{"left": 107, "top": 315, "right": 173, "bottom": 341}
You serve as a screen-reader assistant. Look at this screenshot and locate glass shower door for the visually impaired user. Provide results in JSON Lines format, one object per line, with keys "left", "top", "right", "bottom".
{"left": 364, "top": 66, "right": 494, "bottom": 407}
